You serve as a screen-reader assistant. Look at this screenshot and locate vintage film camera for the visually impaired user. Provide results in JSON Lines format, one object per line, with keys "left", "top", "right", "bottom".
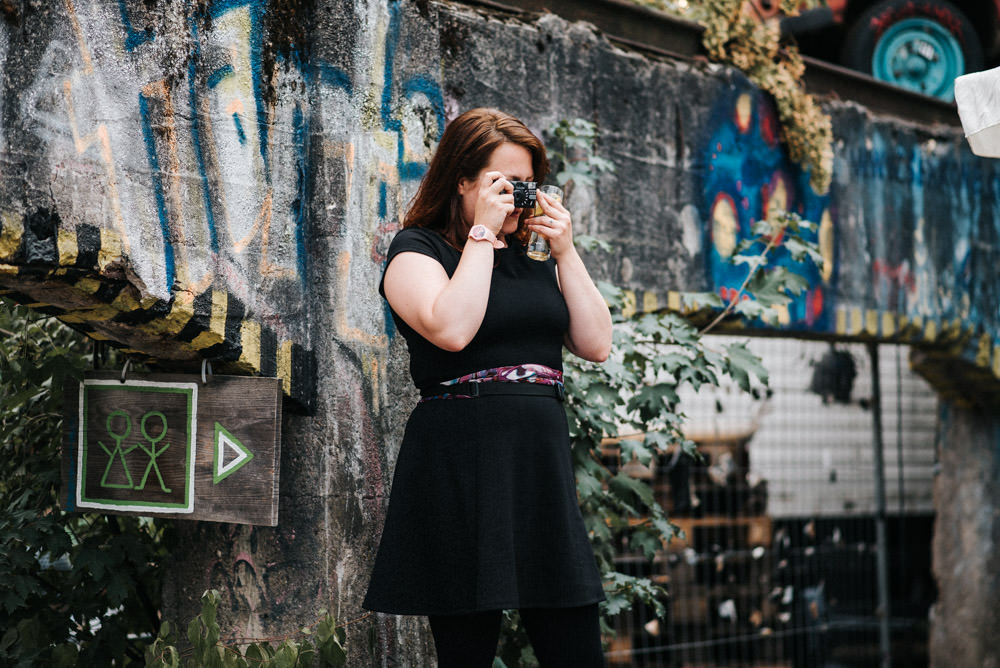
{"left": 509, "top": 180, "right": 537, "bottom": 209}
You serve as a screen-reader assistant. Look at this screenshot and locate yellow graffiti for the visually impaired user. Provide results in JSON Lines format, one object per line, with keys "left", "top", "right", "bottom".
{"left": 190, "top": 289, "right": 228, "bottom": 350}
{"left": 819, "top": 209, "right": 834, "bottom": 282}
{"left": 277, "top": 339, "right": 293, "bottom": 395}
{"left": 865, "top": 309, "right": 878, "bottom": 336}
{"left": 976, "top": 333, "right": 991, "bottom": 368}
{"left": 0, "top": 211, "right": 22, "bottom": 259}
{"left": 238, "top": 319, "right": 262, "bottom": 371}
{"left": 62, "top": 0, "right": 94, "bottom": 75}
{"left": 668, "top": 291, "right": 682, "bottom": 312}
{"left": 57, "top": 229, "right": 78, "bottom": 266}
{"left": 711, "top": 195, "right": 737, "bottom": 259}
{"left": 143, "top": 290, "right": 195, "bottom": 337}
{"left": 335, "top": 251, "right": 387, "bottom": 348}
{"left": 141, "top": 79, "right": 214, "bottom": 294}
{"left": 924, "top": 319, "right": 937, "bottom": 342}
{"left": 98, "top": 228, "right": 122, "bottom": 272}
{"left": 642, "top": 291, "right": 658, "bottom": 313}
{"left": 621, "top": 290, "right": 637, "bottom": 319}
{"left": 881, "top": 312, "right": 896, "bottom": 338}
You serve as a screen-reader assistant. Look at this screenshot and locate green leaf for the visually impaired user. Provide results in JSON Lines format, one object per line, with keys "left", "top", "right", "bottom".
{"left": 724, "top": 342, "right": 768, "bottom": 392}
{"left": 608, "top": 473, "right": 655, "bottom": 510}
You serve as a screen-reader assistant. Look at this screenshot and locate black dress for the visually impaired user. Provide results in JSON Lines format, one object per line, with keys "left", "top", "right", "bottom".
{"left": 363, "top": 227, "right": 605, "bottom": 616}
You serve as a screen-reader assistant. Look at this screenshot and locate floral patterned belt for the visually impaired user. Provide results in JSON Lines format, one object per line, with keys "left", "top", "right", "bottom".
{"left": 418, "top": 363, "right": 564, "bottom": 402}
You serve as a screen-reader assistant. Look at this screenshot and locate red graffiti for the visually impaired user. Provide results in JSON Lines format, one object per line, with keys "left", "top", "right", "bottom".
{"left": 759, "top": 99, "right": 779, "bottom": 148}
{"left": 371, "top": 219, "right": 401, "bottom": 265}
{"left": 870, "top": 2, "right": 965, "bottom": 44}
{"left": 719, "top": 285, "right": 750, "bottom": 304}
{"left": 872, "top": 259, "right": 916, "bottom": 292}
{"left": 806, "top": 287, "right": 824, "bottom": 326}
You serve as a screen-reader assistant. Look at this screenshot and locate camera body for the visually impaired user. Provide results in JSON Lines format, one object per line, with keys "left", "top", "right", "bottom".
{"left": 509, "top": 181, "right": 537, "bottom": 209}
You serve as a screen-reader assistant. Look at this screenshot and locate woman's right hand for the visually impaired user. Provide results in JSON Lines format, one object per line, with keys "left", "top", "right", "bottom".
{"left": 473, "top": 171, "right": 516, "bottom": 234}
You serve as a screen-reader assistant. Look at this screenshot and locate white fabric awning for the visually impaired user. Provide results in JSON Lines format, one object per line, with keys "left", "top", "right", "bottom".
{"left": 955, "top": 66, "right": 1000, "bottom": 158}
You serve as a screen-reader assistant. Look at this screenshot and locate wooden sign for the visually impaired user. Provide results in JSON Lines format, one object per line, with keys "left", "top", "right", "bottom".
{"left": 62, "top": 372, "right": 281, "bottom": 526}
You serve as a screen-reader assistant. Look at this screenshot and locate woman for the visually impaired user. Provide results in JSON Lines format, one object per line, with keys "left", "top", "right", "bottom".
{"left": 364, "top": 108, "right": 612, "bottom": 667}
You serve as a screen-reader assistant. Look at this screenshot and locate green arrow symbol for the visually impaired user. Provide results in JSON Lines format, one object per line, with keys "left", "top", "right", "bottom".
{"left": 213, "top": 423, "right": 254, "bottom": 484}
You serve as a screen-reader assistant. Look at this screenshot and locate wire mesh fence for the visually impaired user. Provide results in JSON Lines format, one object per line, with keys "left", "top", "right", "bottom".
{"left": 606, "top": 338, "right": 937, "bottom": 667}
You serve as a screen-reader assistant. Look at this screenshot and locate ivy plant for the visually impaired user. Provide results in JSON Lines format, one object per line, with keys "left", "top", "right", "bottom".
{"left": 0, "top": 297, "right": 170, "bottom": 666}
{"left": 143, "top": 590, "right": 349, "bottom": 668}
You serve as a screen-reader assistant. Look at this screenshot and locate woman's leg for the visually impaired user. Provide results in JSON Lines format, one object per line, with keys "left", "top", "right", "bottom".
{"left": 428, "top": 610, "right": 503, "bottom": 668}
{"left": 519, "top": 603, "right": 606, "bottom": 667}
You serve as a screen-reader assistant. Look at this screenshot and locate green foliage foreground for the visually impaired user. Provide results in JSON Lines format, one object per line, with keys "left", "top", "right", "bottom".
{"left": 0, "top": 298, "right": 169, "bottom": 666}
{"left": 144, "top": 590, "right": 347, "bottom": 668}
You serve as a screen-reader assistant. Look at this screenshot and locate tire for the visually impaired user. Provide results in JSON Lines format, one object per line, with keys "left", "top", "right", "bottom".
{"left": 841, "top": 0, "right": 983, "bottom": 101}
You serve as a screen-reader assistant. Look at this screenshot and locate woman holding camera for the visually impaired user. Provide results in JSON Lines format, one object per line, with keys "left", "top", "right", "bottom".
{"left": 364, "top": 108, "right": 611, "bottom": 667}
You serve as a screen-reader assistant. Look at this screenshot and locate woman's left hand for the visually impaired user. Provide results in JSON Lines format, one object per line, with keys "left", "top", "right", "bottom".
{"left": 525, "top": 191, "right": 574, "bottom": 259}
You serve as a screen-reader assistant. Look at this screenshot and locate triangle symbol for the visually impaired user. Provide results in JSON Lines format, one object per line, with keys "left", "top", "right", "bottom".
{"left": 213, "top": 422, "right": 254, "bottom": 484}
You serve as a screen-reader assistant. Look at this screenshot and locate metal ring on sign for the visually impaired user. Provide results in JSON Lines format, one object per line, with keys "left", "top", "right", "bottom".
{"left": 120, "top": 358, "right": 132, "bottom": 384}
{"left": 201, "top": 358, "right": 213, "bottom": 385}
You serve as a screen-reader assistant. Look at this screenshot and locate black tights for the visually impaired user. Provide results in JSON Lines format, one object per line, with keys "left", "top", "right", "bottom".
{"left": 428, "top": 604, "right": 605, "bottom": 668}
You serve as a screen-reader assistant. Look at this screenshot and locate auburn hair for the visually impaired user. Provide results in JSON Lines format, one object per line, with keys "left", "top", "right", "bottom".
{"left": 403, "top": 108, "right": 549, "bottom": 249}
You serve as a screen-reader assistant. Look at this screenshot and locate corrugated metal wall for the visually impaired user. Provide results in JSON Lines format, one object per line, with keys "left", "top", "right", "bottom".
{"left": 609, "top": 338, "right": 937, "bottom": 667}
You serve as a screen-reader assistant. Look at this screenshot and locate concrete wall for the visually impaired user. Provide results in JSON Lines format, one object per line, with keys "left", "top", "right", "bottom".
{"left": 1, "top": 0, "right": 998, "bottom": 663}
{"left": 931, "top": 405, "right": 1000, "bottom": 667}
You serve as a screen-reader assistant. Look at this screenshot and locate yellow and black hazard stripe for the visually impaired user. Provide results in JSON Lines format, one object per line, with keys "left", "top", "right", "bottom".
{"left": 0, "top": 211, "right": 315, "bottom": 412}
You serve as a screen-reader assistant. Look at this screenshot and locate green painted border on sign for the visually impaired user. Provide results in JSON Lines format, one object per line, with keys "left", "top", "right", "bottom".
{"left": 78, "top": 381, "right": 197, "bottom": 512}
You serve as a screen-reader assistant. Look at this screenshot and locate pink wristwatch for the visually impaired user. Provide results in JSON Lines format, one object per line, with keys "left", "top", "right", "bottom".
{"left": 467, "top": 225, "right": 498, "bottom": 245}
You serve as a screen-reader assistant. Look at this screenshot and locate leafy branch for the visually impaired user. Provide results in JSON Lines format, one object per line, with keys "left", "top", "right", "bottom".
{"left": 699, "top": 208, "right": 820, "bottom": 334}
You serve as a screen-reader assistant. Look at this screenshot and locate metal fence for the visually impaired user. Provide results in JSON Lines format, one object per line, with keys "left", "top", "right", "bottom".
{"left": 607, "top": 339, "right": 938, "bottom": 667}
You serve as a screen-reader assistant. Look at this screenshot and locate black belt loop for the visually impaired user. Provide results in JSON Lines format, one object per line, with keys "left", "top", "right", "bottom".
{"left": 420, "top": 381, "right": 564, "bottom": 401}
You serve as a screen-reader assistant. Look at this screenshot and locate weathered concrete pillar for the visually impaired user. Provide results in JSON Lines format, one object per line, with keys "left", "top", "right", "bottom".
{"left": 930, "top": 403, "right": 1000, "bottom": 668}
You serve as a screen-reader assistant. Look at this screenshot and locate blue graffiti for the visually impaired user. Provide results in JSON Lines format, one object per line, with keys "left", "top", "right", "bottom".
{"left": 206, "top": 64, "right": 235, "bottom": 89}
{"left": 128, "top": 0, "right": 444, "bottom": 304}
{"left": 208, "top": 0, "right": 270, "bottom": 178}
{"left": 309, "top": 61, "right": 353, "bottom": 96}
{"left": 117, "top": 0, "right": 154, "bottom": 52}
{"left": 185, "top": 2, "right": 221, "bottom": 254}
{"left": 702, "top": 86, "right": 830, "bottom": 330}
{"left": 381, "top": 0, "right": 445, "bottom": 182}
{"left": 138, "top": 91, "right": 177, "bottom": 293}
{"left": 232, "top": 112, "right": 247, "bottom": 145}
{"left": 291, "top": 101, "right": 309, "bottom": 288}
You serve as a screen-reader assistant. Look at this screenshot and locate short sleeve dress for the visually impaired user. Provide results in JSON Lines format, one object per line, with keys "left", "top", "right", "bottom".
{"left": 363, "top": 227, "right": 605, "bottom": 616}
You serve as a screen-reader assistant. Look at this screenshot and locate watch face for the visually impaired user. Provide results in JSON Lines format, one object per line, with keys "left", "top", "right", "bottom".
{"left": 470, "top": 225, "right": 488, "bottom": 240}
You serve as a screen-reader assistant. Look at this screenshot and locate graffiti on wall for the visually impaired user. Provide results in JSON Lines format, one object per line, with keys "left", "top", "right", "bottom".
{"left": 696, "top": 82, "right": 1000, "bottom": 383}
{"left": 703, "top": 86, "right": 834, "bottom": 331}
{"left": 0, "top": 23, "right": 7, "bottom": 156}
{"left": 837, "top": 115, "right": 1000, "bottom": 383}
{"left": 1, "top": 0, "right": 446, "bottom": 408}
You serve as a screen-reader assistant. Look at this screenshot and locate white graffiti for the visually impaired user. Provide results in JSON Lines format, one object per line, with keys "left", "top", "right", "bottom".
{"left": 0, "top": 24, "right": 7, "bottom": 155}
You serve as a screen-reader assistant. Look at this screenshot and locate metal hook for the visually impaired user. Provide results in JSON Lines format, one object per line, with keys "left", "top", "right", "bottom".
{"left": 120, "top": 357, "right": 132, "bottom": 384}
{"left": 201, "top": 358, "right": 213, "bottom": 385}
